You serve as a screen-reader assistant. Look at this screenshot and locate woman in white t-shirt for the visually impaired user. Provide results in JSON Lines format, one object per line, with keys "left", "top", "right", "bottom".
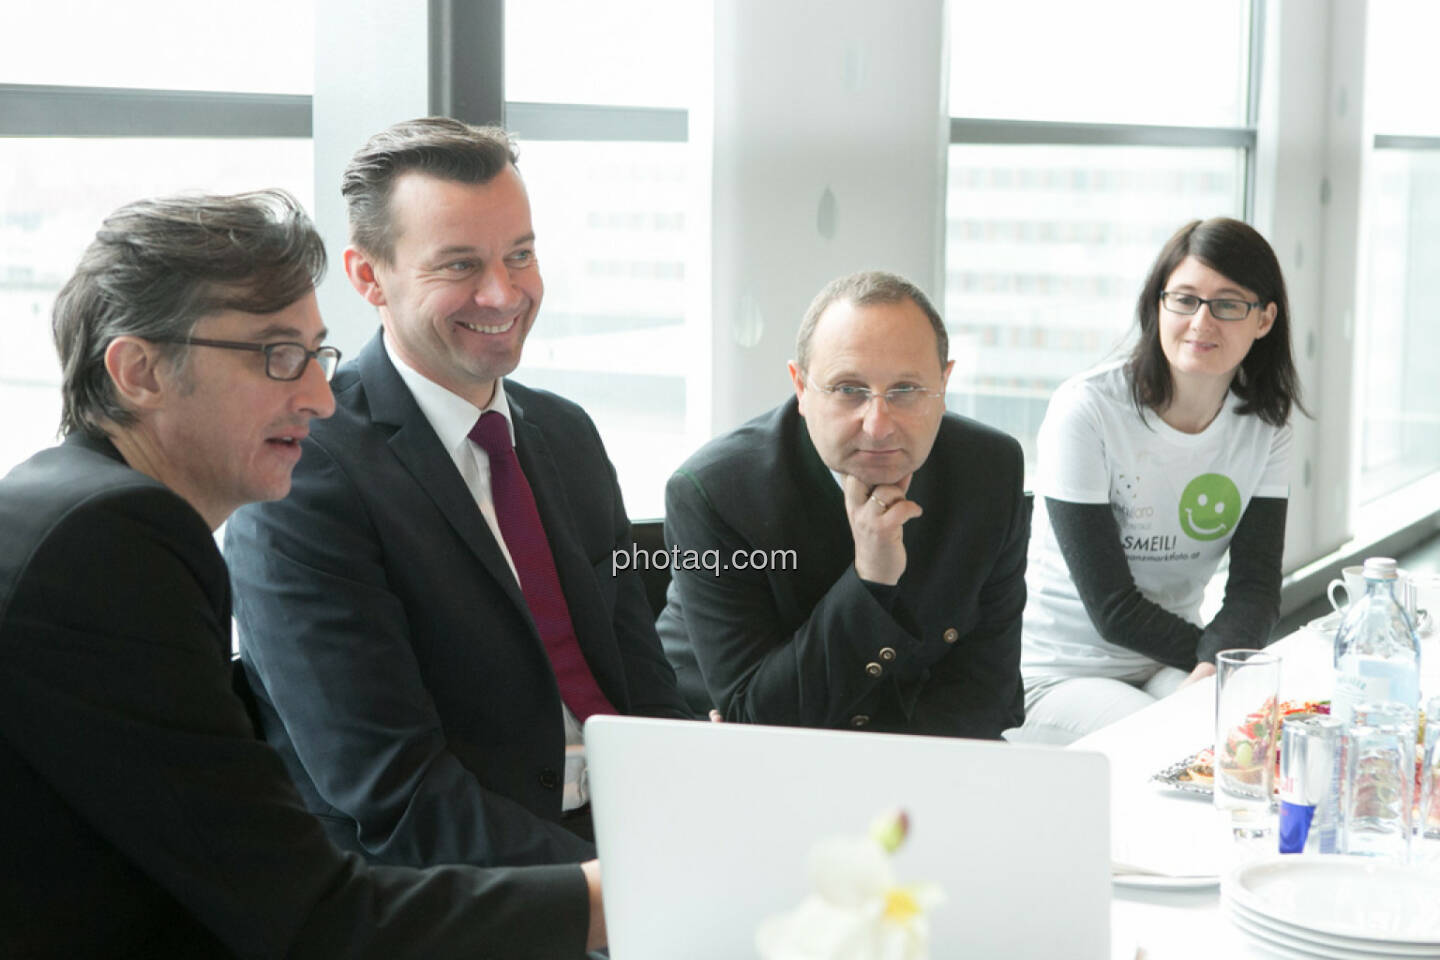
{"left": 1010, "top": 218, "right": 1303, "bottom": 745}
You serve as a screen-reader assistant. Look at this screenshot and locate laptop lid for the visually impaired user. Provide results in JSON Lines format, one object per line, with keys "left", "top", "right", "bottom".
{"left": 586, "top": 715, "right": 1111, "bottom": 959}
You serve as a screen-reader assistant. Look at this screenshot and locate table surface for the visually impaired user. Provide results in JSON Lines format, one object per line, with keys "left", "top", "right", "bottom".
{"left": 1076, "top": 620, "right": 1440, "bottom": 959}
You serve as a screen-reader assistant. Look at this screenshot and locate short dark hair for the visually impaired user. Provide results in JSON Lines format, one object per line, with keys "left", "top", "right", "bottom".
{"left": 53, "top": 189, "right": 326, "bottom": 438}
{"left": 342, "top": 117, "right": 520, "bottom": 264}
{"left": 1127, "top": 217, "right": 1305, "bottom": 427}
{"left": 795, "top": 270, "right": 949, "bottom": 374}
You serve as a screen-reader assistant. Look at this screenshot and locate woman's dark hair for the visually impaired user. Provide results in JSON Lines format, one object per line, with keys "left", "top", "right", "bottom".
{"left": 1126, "top": 217, "right": 1305, "bottom": 427}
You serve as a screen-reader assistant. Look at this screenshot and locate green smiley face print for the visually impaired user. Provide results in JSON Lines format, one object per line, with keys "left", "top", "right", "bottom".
{"left": 1178, "top": 473, "right": 1242, "bottom": 541}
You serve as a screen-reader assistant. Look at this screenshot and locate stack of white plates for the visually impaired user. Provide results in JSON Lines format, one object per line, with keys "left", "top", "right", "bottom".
{"left": 1222, "top": 856, "right": 1440, "bottom": 959}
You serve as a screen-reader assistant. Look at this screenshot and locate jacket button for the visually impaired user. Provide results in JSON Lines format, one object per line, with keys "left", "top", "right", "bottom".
{"left": 865, "top": 661, "right": 883, "bottom": 677}
{"left": 878, "top": 646, "right": 896, "bottom": 662}
{"left": 538, "top": 768, "right": 560, "bottom": 790}
{"left": 850, "top": 714, "right": 870, "bottom": 728}
{"left": 943, "top": 628, "right": 959, "bottom": 644}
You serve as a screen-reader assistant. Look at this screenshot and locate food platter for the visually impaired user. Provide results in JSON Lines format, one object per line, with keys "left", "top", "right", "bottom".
{"left": 1151, "top": 700, "right": 1332, "bottom": 797}
{"left": 1151, "top": 747, "right": 1217, "bottom": 797}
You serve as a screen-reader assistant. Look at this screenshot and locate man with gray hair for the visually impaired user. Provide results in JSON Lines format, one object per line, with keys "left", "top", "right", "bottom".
{"left": 225, "top": 118, "right": 690, "bottom": 873}
{"left": 0, "top": 190, "right": 603, "bottom": 957}
{"left": 658, "top": 270, "right": 1029, "bottom": 737}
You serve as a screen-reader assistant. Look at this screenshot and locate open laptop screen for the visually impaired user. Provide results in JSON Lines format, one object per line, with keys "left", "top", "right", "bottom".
{"left": 586, "top": 716, "right": 1111, "bottom": 959}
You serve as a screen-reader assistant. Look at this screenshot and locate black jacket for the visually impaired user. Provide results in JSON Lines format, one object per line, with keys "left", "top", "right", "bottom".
{"left": 658, "top": 397, "right": 1029, "bottom": 737}
{"left": 0, "top": 432, "right": 588, "bottom": 958}
{"left": 226, "top": 333, "right": 689, "bottom": 870}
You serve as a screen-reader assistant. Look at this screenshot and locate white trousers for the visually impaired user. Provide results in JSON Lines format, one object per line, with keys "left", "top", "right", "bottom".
{"left": 1004, "top": 663, "right": 1190, "bottom": 746}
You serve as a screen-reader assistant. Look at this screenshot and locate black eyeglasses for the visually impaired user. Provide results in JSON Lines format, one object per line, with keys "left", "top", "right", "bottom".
{"left": 1160, "top": 291, "right": 1261, "bottom": 322}
{"left": 152, "top": 337, "right": 342, "bottom": 382}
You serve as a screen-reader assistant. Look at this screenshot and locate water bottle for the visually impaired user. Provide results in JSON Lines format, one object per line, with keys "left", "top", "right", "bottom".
{"left": 1332, "top": 557, "right": 1421, "bottom": 726}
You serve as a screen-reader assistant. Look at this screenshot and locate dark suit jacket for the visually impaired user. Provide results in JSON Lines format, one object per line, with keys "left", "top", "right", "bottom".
{"left": 657, "top": 398, "right": 1029, "bottom": 737}
{"left": 0, "top": 433, "right": 588, "bottom": 959}
{"left": 225, "top": 333, "right": 690, "bottom": 870}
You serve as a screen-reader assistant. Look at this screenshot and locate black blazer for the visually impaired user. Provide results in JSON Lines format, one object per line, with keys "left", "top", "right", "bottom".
{"left": 225, "top": 333, "right": 690, "bottom": 870}
{"left": 0, "top": 433, "right": 588, "bottom": 958}
{"left": 657, "top": 398, "right": 1029, "bottom": 737}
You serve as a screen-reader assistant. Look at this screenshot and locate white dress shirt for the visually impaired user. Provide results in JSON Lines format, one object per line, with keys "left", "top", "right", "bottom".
{"left": 384, "top": 335, "right": 588, "bottom": 811}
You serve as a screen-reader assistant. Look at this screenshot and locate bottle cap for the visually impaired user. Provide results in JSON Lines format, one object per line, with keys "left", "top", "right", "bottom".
{"left": 1362, "top": 557, "right": 1398, "bottom": 580}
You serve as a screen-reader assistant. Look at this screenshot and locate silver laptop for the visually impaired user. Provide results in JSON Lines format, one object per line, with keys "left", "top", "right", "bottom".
{"left": 585, "top": 715, "right": 1111, "bottom": 959}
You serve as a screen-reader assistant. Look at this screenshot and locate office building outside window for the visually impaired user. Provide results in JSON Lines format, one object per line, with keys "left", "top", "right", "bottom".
{"left": 945, "top": 0, "right": 1253, "bottom": 479}
{"left": 505, "top": 0, "right": 703, "bottom": 519}
{"left": 0, "top": 0, "right": 314, "bottom": 476}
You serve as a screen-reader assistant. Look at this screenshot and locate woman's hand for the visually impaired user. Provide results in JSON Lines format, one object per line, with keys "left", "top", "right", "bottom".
{"left": 1178, "top": 661, "right": 1217, "bottom": 688}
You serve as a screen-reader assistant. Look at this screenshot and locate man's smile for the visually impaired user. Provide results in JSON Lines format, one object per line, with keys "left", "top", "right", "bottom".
{"left": 458, "top": 316, "right": 518, "bottom": 335}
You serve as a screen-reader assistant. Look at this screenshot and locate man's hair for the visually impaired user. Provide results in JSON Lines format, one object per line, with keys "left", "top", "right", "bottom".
{"left": 795, "top": 270, "right": 949, "bottom": 374}
{"left": 52, "top": 189, "right": 326, "bottom": 438}
{"left": 342, "top": 117, "right": 520, "bottom": 264}
{"left": 1127, "top": 217, "right": 1305, "bottom": 427}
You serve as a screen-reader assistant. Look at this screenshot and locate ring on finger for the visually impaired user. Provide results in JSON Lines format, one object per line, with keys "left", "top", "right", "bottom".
{"left": 868, "top": 493, "right": 889, "bottom": 510}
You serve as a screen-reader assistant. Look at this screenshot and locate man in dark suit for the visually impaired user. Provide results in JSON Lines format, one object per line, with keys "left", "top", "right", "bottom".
{"left": 0, "top": 190, "right": 602, "bottom": 957}
{"left": 224, "top": 118, "right": 690, "bottom": 871}
{"left": 657, "top": 271, "right": 1029, "bottom": 737}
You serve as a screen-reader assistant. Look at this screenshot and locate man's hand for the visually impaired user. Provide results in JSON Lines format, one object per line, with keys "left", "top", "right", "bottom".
{"left": 842, "top": 473, "right": 922, "bottom": 585}
{"left": 1178, "top": 661, "right": 1216, "bottom": 689}
{"left": 581, "top": 859, "right": 606, "bottom": 950}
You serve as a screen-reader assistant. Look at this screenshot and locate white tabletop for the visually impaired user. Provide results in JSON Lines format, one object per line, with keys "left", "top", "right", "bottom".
{"left": 1077, "top": 621, "right": 1440, "bottom": 959}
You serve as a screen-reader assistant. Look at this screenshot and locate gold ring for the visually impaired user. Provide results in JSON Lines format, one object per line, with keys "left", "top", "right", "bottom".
{"left": 868, "top": 493, "right": 888, "bottom": 510}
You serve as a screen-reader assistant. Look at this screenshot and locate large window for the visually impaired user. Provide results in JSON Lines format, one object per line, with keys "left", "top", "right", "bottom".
{"left": 0, "top": 139, "right": 312, "bottom": 474}
{"left": 505, "top": 0, "right": 704, "bottom": 520}
{"left": 945, "top": 0, "right": 1254, "bottom": 476}
{"left": 1356, "top": 2, "right": 1440, "bottom": 502}
{"left": 945, "top": 144, "right": 1244, "bottom": 459}
{"left": 0, "top": 1, "right": 313, "bottom": 94}
{"left": 513, "top": 140, "right": 690, "bottom": 517}
{"left": 0, "top": 0, "right": 314, "bottom": 477}
{"left": 949, "top": 1, "right": 1250, "bottom": 128}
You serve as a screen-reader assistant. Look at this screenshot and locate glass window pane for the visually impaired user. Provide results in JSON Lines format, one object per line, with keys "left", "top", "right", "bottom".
{"left": 505, "top": 0, "right": 703, "bottom": 108}
{"left": 511, "top": 140, "right": 694, "bottom": 519}
{"left": 1357, "top": 149, "right": 1440, "bottom": 501}
{"left": 949, "top": 0, "right": 1250, "bottom": 127}
{"left": 0, "top": 137, "right": 313, "bottom": 475}
{"left": 1366, "top": 2, "right": 1440, "bottom": 137}
{"left": 944, "top": 143, "right": 1245, "bottom": 477}
{"left": 1, "top": 0, "right": 314, "bottom": 94}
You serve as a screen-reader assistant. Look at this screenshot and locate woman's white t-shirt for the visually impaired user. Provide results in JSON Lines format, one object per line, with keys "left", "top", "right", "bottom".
{"left": 1020, "top": 362, "right": 1292, "bottom": 681}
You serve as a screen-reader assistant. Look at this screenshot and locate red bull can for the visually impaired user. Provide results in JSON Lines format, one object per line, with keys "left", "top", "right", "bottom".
{"left": 1278, "top": 714, "right": 1343, "bottom": 854}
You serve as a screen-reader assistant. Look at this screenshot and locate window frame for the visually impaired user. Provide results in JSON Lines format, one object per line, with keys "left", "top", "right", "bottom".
{"left": 0, "top": 83, "right": 310, "bottom": 137}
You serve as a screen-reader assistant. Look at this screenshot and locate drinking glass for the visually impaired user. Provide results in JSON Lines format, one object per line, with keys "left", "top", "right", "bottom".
{"left": 1418, "top": 695, "right": 1440, "bottom": 864}
{"left": 1341, "top": 701, "right": 1417, "bottom": 861}
{"left": 1214, "top": 649, "right": 1281, "bottom": 837}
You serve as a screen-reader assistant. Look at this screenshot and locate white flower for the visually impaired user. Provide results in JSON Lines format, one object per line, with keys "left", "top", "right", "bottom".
{"left": 756, "top": 816, "right": 944, "bottom": 960}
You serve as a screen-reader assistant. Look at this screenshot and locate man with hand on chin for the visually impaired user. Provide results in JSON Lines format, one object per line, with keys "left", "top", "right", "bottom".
{"left": 657, "top": 270, "right": 1029, "bottom": 737}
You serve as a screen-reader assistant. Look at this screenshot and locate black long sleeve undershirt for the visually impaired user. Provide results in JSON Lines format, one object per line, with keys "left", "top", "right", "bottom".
{"left": 1045, "top": 495, "right": 1287, "bottom": 671}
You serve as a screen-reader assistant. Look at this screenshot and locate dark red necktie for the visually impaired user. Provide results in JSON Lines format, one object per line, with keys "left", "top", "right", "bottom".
{"left": 469, "top": 411, "right": 616, "bottom": 721}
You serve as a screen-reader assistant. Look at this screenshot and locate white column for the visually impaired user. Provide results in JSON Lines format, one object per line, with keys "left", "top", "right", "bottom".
{"left": 706, "top": 0, "right": 950, "bottom": 433}
{"left": 1252, "top": 0, "right": 1366, "bottom": 569}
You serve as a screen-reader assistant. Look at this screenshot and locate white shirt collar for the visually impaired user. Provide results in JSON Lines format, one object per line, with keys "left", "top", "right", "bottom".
{"left": 383, "top": 332, "right": 515, "bottom": 450}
